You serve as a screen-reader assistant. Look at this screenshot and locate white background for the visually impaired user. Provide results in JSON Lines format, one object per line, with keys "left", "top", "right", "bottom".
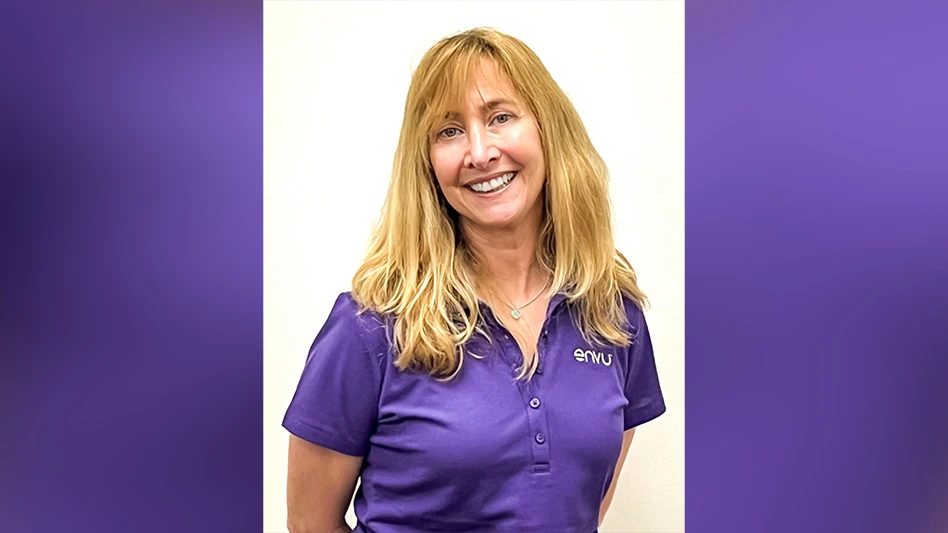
{"left": 264, "top": 1, "right": 683, "bottom": 531}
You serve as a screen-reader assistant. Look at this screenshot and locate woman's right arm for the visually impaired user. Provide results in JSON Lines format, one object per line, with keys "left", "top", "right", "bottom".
{"left": 286, "top": 434, "right": 363, "bottom": 533}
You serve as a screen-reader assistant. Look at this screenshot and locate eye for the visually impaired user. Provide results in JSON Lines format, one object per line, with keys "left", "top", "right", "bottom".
{"left": 438, "top": 126, "right": 462, "bottom": 139}
{"left": 492, "top": 113, "right": 513, "bottom": 125}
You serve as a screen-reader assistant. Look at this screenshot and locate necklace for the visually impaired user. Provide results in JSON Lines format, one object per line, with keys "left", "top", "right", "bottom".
{"left": 492, "top": 275, "right": 551, "bottom": 320}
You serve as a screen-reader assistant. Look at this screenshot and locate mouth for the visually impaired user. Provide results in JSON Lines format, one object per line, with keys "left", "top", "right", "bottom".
{"left": 466, "top": 171, "right": 517, "bottom": 195}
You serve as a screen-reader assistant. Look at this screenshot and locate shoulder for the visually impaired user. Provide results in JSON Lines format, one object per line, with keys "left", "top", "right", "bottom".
{"left": 617, "top": 295, "right": 653, "bottom": 365}
{"left": 326, "top": 292, "right": 387, "bottom": 332}
{"left": 316, "top": 292, "right": 393, "bottom": 364}
{"left": 620, "top": 294, "right": 647, "bottom": 337}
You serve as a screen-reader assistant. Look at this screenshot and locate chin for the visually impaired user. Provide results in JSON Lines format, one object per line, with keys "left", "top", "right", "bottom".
{"left": 475, "top": 213, "right": 522, "bottom": 229}
{"left": 459, "top": 198, "right": 541, "bottom": 231}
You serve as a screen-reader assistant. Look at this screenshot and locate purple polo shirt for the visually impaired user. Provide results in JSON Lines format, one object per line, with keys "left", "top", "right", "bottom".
{"left": 283, "top": 292, "right": 665, "bottom": 533}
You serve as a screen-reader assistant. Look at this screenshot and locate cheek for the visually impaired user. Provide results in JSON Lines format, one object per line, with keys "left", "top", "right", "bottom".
{"left": 507, "top": 125, "right": 544, "bottom": 170}
{"left": 429, "top": 146, "right": 462, "bottom": 189}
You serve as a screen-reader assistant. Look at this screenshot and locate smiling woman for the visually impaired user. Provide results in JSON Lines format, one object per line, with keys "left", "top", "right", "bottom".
{"left": 282, "top": 27, "right": 666, "bottom": 533}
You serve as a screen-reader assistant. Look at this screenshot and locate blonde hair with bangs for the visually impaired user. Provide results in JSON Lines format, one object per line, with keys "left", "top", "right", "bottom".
{"left": 352, "top": 27, "right": 647, "bottom": 380}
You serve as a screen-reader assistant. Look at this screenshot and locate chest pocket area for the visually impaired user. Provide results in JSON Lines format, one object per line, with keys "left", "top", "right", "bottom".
{"left": 545, "top": 346, "right": 627, "bottom": 470}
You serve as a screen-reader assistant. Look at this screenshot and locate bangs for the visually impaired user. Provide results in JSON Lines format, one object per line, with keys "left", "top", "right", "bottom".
{"left": 417, "top": 48, "right": 513, "bottom": 139}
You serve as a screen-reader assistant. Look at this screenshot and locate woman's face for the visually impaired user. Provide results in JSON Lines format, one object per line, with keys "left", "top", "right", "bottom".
{"left": 428, "top": 61, "right": 546, "bottom": 235}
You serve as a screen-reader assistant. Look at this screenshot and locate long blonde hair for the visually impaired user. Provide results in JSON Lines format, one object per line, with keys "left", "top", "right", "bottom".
{"left": 352, "top": 27, "right": 647, "bottom": 380}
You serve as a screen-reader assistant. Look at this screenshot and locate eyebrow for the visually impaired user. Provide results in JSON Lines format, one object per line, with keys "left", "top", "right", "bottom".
{"left": 443, "top": 98, "right": 517, "bottom": 119}
{"left": 481, "top": 98, "right": 515, "bottom": 111}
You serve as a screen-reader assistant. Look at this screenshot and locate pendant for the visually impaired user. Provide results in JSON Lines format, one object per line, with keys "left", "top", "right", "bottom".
{"left": 511, "top": 309, "right": 521, "bottom": 319}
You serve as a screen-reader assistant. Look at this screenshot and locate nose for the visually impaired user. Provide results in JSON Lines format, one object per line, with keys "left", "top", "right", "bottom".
{"left": 463, "top": 125, "right": 500, "bottom": 170}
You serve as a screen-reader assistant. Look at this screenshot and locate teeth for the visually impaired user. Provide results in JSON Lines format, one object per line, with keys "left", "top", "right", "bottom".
{"left": 470, "top": 172, "right": 515, "bottom": 193}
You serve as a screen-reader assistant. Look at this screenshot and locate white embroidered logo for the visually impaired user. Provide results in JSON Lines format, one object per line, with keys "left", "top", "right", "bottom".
{"left": 573, "top": 348, "right": 613, "bottom": 366}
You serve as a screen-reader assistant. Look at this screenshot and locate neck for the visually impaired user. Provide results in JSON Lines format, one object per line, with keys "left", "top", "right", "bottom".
{"left": 461, "top": 210, "right": 548, "bottom": 303}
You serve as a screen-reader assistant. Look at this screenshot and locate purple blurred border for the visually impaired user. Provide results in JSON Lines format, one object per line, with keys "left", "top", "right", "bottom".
{"left": 2, "top": 1, "right": 947, "bottom": 532}
{"left": 687, "top": 2, "right": 948, "bottom": 533}
{"left": 2, "top": 1, "right": 262, "bottom": 532}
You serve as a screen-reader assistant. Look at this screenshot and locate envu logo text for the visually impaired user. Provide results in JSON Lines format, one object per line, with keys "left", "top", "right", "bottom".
{"left": 573, "top": 348, "right": 613, "bottom": 366}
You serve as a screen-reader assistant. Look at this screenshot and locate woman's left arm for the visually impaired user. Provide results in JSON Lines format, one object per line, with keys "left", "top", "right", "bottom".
{"left": 599, "top": 428, "right": 636, "bottom": 526}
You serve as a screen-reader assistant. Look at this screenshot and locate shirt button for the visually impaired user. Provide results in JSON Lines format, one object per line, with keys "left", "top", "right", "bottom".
{"left": 529, "top": 398, "right": 541, "bottom": 409}
{"left": 535, "top": 432, "right": 546, "bottom": 444}
{"left": 536, "top": 365, "right": 543, "bottom": 374}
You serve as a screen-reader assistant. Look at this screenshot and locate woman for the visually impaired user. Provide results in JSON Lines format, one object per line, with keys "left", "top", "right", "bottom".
{"left": 284, "top": 27, "right": 665, "bottom": 533}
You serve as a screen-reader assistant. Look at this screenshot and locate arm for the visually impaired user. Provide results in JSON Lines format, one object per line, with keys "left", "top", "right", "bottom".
{"left": 287, "top": 434, "right": 363, "bottom": 533}
{"left": 599, "top": 428, "right": 636, "bottom": 526}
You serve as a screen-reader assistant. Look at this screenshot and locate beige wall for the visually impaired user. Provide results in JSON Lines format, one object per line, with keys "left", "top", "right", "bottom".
{"left": 264, "top": 1, "right": 684, "bottom": 531}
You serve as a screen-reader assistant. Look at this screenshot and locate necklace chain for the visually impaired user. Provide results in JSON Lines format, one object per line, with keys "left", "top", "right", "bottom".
{"left": 492, "top": 274, "right": 551, "bottom": 320}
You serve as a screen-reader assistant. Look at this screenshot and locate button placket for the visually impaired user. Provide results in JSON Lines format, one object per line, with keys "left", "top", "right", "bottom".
{"left": 486, "top": 303, "right": 558, "bottom": 472}
{"left": 522, "top": 376, "right": 550, "bottom": 470}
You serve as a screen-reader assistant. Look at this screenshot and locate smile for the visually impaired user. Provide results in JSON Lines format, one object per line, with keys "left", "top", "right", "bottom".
{"left": 467, "top": 171, "right": 517, "bottom": 194}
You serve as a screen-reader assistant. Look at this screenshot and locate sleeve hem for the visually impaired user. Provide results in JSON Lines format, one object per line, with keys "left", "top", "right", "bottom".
{"left": 283, "top": 415, "right": 366, "bottom": 457}
{"left": 623, "top": 400, "right": 667, "bottom": 430}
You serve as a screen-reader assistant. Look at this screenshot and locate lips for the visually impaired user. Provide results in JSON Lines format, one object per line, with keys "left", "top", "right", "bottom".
{"left": 465, "top": 170, "right": 518, "bottom": 188}
{"left": 466, "top": 171, "right": 517, "bottom": 193}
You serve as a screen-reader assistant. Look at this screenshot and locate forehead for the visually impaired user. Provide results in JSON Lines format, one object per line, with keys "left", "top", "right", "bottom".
{"left": 460, "top": 61, "right": 517, "bottom": 104}
{"left": 430, "top": 59, "right": 524, "bottom": 120}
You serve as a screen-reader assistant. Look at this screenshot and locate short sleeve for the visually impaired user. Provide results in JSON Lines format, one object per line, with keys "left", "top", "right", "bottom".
{"left": 282, "top": 293, "right": 385, "bottom": 457}
{"left": 622, "top": 304, "right": 667, "bottom": 430}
